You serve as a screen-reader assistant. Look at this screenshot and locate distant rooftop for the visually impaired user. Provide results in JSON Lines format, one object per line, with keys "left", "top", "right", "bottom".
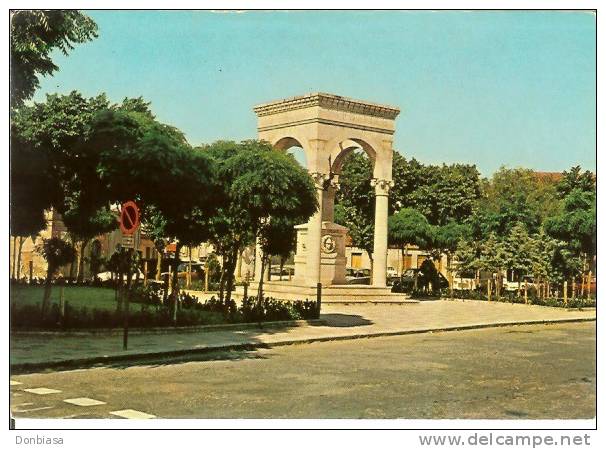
{"left": 533, "top": 171, "right": 564, "bottom": 182}
{"left": 253, "top": 92, "right": 400, "bottom": 120}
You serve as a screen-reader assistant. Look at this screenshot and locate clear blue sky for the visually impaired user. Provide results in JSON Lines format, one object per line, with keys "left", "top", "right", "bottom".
{"left": 33, "top": 10, "right": 596, "bottom": 176}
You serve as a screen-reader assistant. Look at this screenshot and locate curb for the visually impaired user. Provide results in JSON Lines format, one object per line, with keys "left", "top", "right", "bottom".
{"left": 11, "top": 318, "right": 325, "bottom": 337}
{"left": 10, "top": 316, "right": 595, "bottom": 374}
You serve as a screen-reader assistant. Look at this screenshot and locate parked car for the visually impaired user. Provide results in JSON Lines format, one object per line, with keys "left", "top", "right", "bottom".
{"left": 96, "top": 268, "right": 144, "bottom": 282}
{"left": 269, "top": 266, "right": 295, "bottom": 279}
{"left": 161, "top": 262, "right": 205, "bottom": 280}
{"left": 346, "top": 268, "right": 371, "bottom": 285}
{"left": 386, "top": 266, "right": 398, "bottom": 278}
{"left": 391, "top": 268, "right": 449, "bottom": 293}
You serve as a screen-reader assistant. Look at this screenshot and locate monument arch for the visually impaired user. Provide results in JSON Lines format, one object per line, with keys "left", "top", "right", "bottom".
{"left": 250, "top": 93, "right": 404, "bottom": 301}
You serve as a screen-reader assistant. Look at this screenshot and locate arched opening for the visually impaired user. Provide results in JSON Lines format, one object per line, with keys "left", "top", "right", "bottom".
{"left": 273, "top": 136, "right": 307, "bottom": 169}
{"left": 269, "top": 137, "right": 306, "bottom": 281}
{"left": 332, "top": 142, "right": 377, "bottom": 283}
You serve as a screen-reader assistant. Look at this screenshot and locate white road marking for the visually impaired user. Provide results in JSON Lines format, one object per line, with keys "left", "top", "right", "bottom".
{"left": 10, "top": 381, "right": 22, "bottom": 386}
{"left": 24, "top": 388, "right": 62, "bottom": 395}
{"left": 64, "top": 397, "right": 106, "bottom": 407}
{"left": 13, "top": 406, "right": 54, "bottom": 413}
{"left": 109, "top": 409, "right": 156, "bottom": 419}
{"left": 12, "top": 402, "right": 33, "bottom": 407}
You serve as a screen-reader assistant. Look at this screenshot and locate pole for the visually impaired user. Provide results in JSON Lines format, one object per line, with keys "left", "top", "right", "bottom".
{"left": 29, "top": 261, "right": 33, "bottom": 284}
{"left": 316, "top": 282, "right": 322, "bottom": 319}
{"left": 143, "top": 260, "right": 148, "bottom": 286}
{"left": 123, "top": 248, "right": 132, "bottom": 351}
{"left": 243, "top": 281, "right": 248, "bottom": 300}
{"left": 59, "top": 284, "right": 65, "bottom": 319}
{"left": 204, "top": 264, "right": 209, "bottom": 292}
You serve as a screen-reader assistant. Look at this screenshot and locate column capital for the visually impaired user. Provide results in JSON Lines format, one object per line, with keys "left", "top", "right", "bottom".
{"left": 370, "top": 178, "right": 394, "bottom": 196}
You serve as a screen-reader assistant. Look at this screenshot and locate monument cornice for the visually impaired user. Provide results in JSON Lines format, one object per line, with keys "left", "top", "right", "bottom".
{"left": 257, "top": 117, "right": 395, "bottom": 135}
{"left": 253, "top": 92, "right": 400, "bottom": 120}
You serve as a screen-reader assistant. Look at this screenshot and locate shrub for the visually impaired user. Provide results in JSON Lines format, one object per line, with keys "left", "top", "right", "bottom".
{"left": 11, "top": 292, "right": 320, "bottom": 330}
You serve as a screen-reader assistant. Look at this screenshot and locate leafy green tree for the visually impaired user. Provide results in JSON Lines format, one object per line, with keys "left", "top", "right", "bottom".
{"left": 503, "top": 222, "right": 533, "bottom": 293}
{"left": 223, "top": 141, "right": 318, "bottom": 300}
{"left": 453, "top": 238, "right": 481, "bottom": 289}
{"left": 430, "top": 221, "right": 471, "bottom": 296}
{"left": 10, "top": 10, "right": 98, "bottom": 106}
{"left": 388, "top": 208, "right": 431, "bottom": 275}
{"left": 528, "top": 229, "right": 558, "bottom": 299}
{"left": 37, "top": 237, "right": 76, "bottom": 317}
{"left": 262, "top": 216, "right": 298, "bottom": 281}
{"left": 475, "top": 167, "right": 559, "bottom": 237}
{"left": 62, "top": 206, "right": 117, "bottom": 282}
{"left": 556, "top": 166, "right": 595, "bottom": 198}
{"left": 478, "top": 233, "right": 508, "bottom": 298}
{"left": 200, "top": 140, "right": 317, "bottom": 301}
{"left": 334, "top": 152, "right": 375, "bottom": 269}
{"left": 544, "top": 189, "right": 596, "bottom": 259}
{"left": 391, "top": 154, "right": 481, "bottom": 226}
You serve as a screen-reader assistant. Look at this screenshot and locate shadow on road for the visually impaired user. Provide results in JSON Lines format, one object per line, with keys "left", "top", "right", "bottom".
{"left": 317, "top": 313, "right": 374, "bottom": 327}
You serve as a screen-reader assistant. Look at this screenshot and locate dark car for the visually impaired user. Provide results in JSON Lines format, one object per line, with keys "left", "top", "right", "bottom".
{"left": 391, "top": 268, "right": 449, "bottom": 293}
{"left": 346, "top": 268, "right": 371, "bottom": 285}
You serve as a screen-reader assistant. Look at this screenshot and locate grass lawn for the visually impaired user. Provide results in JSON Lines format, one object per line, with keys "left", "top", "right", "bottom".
{"left": 10, "top": 285, "right": 119, "bottom": 311}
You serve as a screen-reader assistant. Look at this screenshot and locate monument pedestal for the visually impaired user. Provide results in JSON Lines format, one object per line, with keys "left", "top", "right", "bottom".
{"left": 293, "top": 221, "right": 348, "bottom": 286}
{"left": 235, "top": 281, "right": 416, "bottom": 303}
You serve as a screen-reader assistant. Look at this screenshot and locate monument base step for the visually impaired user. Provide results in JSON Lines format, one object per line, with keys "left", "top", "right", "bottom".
{"left": 234, "top": 281, "right": 417, "bottom": 303}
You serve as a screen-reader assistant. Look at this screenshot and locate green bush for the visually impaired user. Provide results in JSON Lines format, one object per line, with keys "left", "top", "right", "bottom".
{"left": 447, "top": 289, "right": 595, "bottom": 308}
{"left": 11, "top": 292, "right": 320, "bottom": 330}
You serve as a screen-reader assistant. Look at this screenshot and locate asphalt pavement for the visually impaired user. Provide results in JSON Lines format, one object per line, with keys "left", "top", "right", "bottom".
{"left": 10, "top": 321, "right": 596, "bottom": 420}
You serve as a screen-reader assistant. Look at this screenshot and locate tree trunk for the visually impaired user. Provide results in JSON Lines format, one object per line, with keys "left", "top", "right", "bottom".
{"left": 257, "top": 253, "right": 268, "bottom": 301}
{"left": 218, "top": 252, "right": 227, "bottom": 301}
{"left": 487, "top": 278, "right": 492, "bottom": 301}
{"left": 68, "top": 251, "right": 76, "bottom": 284}
{"left": 225, "top": 248, "right": 238, "bottom": 303}
{"left": 171, "top": 243, "right": 182, "bottom": 324}
{"left": 187, "top": 246, "right": 192, "bottom": 289}
{"left": 400, "top": 246, "right": 405, "bottom": 277}
{"left": 16, "top": 236, "right": 24, "bottom": 280}
{"left": 116, "top": 270, "right": 124, "bottom": 313}
{"left": 447, "top": 254, "right": 453, "bottom": 299}
{"left": 155, "top": 249, "right": 162, "bottom": 281}
{"left": 237, "top": 249, "right": 243, "bottom": 281}
{"left": 11, "top": 236, "right": 17, "bottom": 280}
{"left": 76, "top": 239, "right": 90, "bottom": 284}
{"left": 279, "top": 257, "right": 285, "bottom": 282}
{"left": 41, "top": 264, "right": 55, "bottom": 318}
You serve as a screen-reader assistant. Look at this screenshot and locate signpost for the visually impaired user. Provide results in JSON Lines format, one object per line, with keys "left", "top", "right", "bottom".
{"left": 119, "top": 201, "right": 140, "bottom": 350}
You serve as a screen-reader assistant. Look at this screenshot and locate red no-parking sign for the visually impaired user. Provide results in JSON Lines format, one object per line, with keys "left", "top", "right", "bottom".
{"left": 119, "top": 201, "right": 140, "bottom": 235}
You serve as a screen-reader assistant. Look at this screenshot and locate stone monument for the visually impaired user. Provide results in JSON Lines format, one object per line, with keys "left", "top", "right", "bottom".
{"left": 245, "top": 93, "right": 409, "bottom": 302}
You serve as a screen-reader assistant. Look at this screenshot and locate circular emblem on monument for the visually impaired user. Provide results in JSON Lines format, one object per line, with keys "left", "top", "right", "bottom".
{"left": 321, "top": 235, "right": 336, "bottom": 254}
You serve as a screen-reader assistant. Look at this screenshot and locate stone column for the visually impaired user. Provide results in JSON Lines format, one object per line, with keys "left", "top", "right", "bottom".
{"left": 306, "top": 172, "right": 328, "bottom": 286}
{"left": 321, "top": 178, "right": 339, "bottom": 223}
{"left": 371, "top": 178, "right": 394, "bottom": 287}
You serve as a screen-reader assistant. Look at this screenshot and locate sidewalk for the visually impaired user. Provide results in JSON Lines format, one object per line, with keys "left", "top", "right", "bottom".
{"left": 10, "top": 300, "right": 595, "bottom": 371}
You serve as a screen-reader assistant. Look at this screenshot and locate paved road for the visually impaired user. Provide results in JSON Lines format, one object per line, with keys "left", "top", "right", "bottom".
{"left": 11, "top": 300, "right": 595, "bottom": 367}
{"left": 11, "top": 322, "right": 595, "bottom": 420}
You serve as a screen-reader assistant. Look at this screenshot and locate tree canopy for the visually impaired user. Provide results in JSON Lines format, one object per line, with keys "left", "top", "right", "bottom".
{"left": 10, "top": 10, "right": 98, "bottom": 106}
